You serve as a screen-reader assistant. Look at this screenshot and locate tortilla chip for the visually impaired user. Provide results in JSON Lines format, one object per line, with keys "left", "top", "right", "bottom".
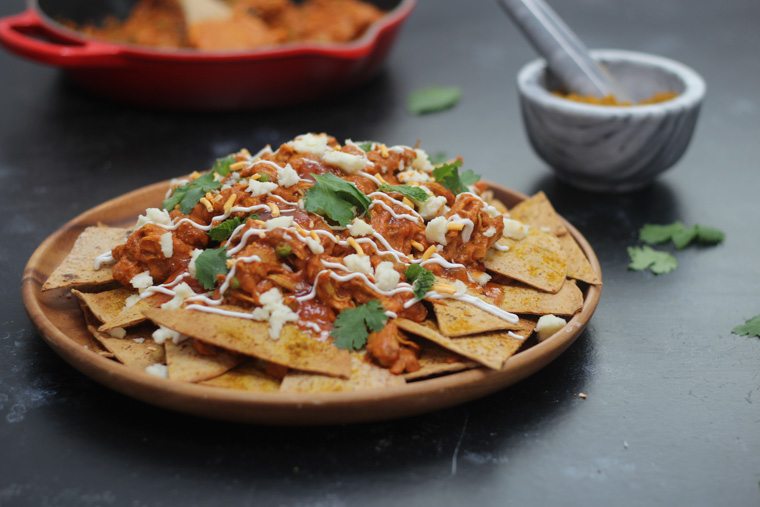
{"left": 42, "top": 226, "right": 129, "bottom": 291}
{"left": 165, "top": 339, "right": 240, "bottom": 383}
{"left": 432, "top": 294, "right": 523, "bottom": 337}
{"left": 558, "top": 234, "right": 601, "bottom": 285}
{"left": 404, "top": 343, "right": 478, "bottom": 381}
{"left": 142, "top": 308, "right": 351, "bottom": 378}
{"left": 499, "top": 280, "right": 583, "bottom": 316}
{"left": 72, "top": 288, "right": 139, "bottom": 326}
{"left": 81, "top": 307, "right": 164, "bottom": 370}
{"left": 485, "top": 230, "right": 567, "bottom": 293}
{"left": 509, "top": 192, "right": 567, "bottom": 236}
{"left": 481, "top": 190, "right": 509, "bottom": 215}
{"left": 280, "top": 353, "right": 405, "bottom": 393}
{"left": 200, "top": 362, "right": 281, "bottom": 392}
{"left": 396, "top": 319, "right": 529, "bottom": 370}
{"left": 98, "top": 296, "right": 157, "bottom": 332}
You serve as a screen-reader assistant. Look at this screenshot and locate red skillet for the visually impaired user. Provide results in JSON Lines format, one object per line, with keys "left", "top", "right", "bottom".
{"left": 0, "top": 0, "right": 415, "bottom": 110}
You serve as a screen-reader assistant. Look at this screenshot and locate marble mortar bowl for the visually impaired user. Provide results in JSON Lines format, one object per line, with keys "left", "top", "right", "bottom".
{"left": 517, "top": 49, "right": 706, "bottom": 192}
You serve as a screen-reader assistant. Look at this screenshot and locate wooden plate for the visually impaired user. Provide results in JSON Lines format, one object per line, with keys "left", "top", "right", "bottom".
{"left": 22, "top": 181, "right": 602, "bottom": 425}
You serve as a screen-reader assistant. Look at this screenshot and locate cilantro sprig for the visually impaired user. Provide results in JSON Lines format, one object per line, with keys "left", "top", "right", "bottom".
{"left": 332, "top": 300, "right": 388, "bottom": 350}
{"left": 432, "top": 160, "right": 480, "bottom": 194}
{"left": 194, "top": 247, "right": 229, "bottom": 290}
{"left": 627, "top": 246, "right": 678, "bottom": 275}
{"left": 407, "top": 86, "right": 461, "bottom": 115}
{"left": 304, "top": 173, "right": 371, "bottom": 226}
{"left": 732, "top": 315, "right": 760, "bottom": 338}
{"left": 208, "top": 214, "right": 258, "bottom": 242}
{"left": 639, "top": 222, "right": 725, "bottom": 249}
{"left": 406, "top": 264, "right": 436, "bottom": 299}
{"left": 163, "top": 155, "right": 235, "bottom": 214}
{"left": 356, "top": 141, "right": 377, "bottom": 153}
{"left": 378, "top": 184, "right": 429, "bottom": 203}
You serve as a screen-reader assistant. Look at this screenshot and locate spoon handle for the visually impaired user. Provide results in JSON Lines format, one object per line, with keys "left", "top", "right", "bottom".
{"left": 497, "top": 0, "right": 628, "bottom": 100}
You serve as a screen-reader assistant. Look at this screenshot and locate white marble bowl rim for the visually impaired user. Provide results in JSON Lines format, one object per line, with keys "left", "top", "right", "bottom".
{"left": 517, "top": 49, "right": 706, "bottom": 117}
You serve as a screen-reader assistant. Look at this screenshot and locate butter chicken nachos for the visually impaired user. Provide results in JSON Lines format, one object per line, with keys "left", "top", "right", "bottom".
{"left": 43, "top": 134, "right": 600, "bottom": 392}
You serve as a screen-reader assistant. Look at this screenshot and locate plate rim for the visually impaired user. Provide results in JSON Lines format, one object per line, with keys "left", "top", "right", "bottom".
{"left": 21, "top": 179, "right": 602, "bottom": 424}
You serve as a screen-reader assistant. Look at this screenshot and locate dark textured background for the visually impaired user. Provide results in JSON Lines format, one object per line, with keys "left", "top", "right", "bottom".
{"left": 1, "top": 0, "right": 759, "bottom": 505}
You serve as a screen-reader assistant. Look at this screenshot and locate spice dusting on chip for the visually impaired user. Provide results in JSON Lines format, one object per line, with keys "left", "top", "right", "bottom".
{"left": 49, "top": 133, "right": 599, "bottom": 392}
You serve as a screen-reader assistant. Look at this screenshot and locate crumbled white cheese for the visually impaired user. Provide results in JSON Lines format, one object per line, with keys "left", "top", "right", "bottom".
{"left": 412, "top": 149, "right": 434, "bottom": 172}
{"left": 188, "top": 248, "right": 203, "bottom": 278}
{"left": 159, "top": 232, "right": 174, "bottom": 258}
{"left": 347, "top": 218, "right": 374, "bottom": 237}
{"left": 483, "top": 204, "right": 502, "bottom": 218}
{"left": 93, "top": 251, "right": 114, "bottom": 270}
{"left": 503, "top": 218, "right": 530, "bottom": 240}
{"left": 107, "top": 327, "right": 126, "bottom": 339}
{"left": 152, "top": 325, "right": 185, "bottom": 345}
{"left": 425, "top": 216, "right": 449, "bottom": 245}
{"left": 291, "top": 133, "right": 329, "bottom": 156}
{"left": 452, "top": 280, "right": 468, "bottom": 296}
{"left": 265, "top": 216, "right": 294, "bottom": 230}
{"left": 473, "top": 271, "right": 492, "bottom": 286}
{"left": 535, "top": 314, "right": 567, "bottom": 341}
{"left": 397, "top": 169, "right": 431, "bottom": 183}
{"left": 247, "top": 179, "right": 278, "bottom": 196}
{"left": 276, "top": 163, "right": 300, "bottom": 187}
{"left": 160, "top": 282, "right": 195, "bottom": 310}
{"left": 130, "top": 271, "right": 153, "bottom": 290}
{"left": 418, "top": 195, "right": 447, "bottom": 220}
{"left": 250, "top": 287, "right": 298, "bottom": 339}
{"left": 135, "top": 208, "right": 172, "bottom": 228}
{"left": 374, "top": 262, "right": 400, "bottom": 291}
{"left": 343, "top": 254, "right": 373, "bottom": 276}
{"left": 322, "top": 150, "right": 369, "bottom": 174}
{"left": 124, "top": 294, "right": 141, "bottom": 309}
{"left": 145, "top": 363, "right": 168, "bottom": 378}
{"left": 483, "top": 226, "right": 497, "bottom": 238}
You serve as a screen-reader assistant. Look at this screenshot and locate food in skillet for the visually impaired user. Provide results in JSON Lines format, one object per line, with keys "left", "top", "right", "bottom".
{"left": 64, "top": 0, "right": 385, "bottom": 51}
{"left": 43, "top": 134, "right": 600, "bottom": 392}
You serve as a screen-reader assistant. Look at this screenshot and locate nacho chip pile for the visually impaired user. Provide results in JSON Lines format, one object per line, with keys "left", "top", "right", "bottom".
{"left": 45, "top": 135, "right": 600, "bottom": 394}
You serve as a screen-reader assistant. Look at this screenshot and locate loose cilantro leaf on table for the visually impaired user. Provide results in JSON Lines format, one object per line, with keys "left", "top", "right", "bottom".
{"left": 639, "top": 222, "right": 725, "bottom": 249}
{"left": 432, "top": 160, "right": 480, "bottom": 194}
{"left": 627, "top": 246, "right": 678, "bottom": 275}
{"left": 304, "top": 173, "right": 371, "bottom": 226}
{"left": 194, "top": 247, "right": 229, "bottom": 290}
{"left": 332, "top": 300, "right": 388, "bottom": 350}
{"left": 731, "top": 315, "right": 760, "bottom": 338}
{"left": 406, "top": 264, "right": 436, "bottom": 299}
{"left": 378, "top": 184, "right": 429, "bottom": 203}
{"left": 407, "top": 86, "right": 461, "bottom": 115}
{"left": 163, "top": 155, "right": 235, "bottom": 214}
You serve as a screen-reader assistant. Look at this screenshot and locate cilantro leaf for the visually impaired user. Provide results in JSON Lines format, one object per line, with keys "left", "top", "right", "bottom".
{"left": 163, "top": 155, "right": 235, "bottom": 214}
{"left": 406, "top": 264, "right": 436, "bottom": 299}
{"left": 208, "top": 217, "right": 244, "bottom": 242}
{"left": 378, "top": 184, "right": 429, "bottom": 203}
{"left": 194, "top": 247, "right": 229, "bottom": 290}
{"left": 731, "top": 315, "right": 760, "bottom": 338}
{"left": 332, "top": 300, "right": 388, "bottom": 350}
{"left": 356, "top": 141, "right": 377, "bottom": 153}
{"left": 304, "top": 173, "right": 371, "bottom": 226}
{"left": 429, "top": 152, "right": 449, "bottom": 165}
{"left": 695, "top": 225, "right": 725, "bottom": 245}
{"left": 639, "top": 222, "right": 725, "bottom": 249}
{"left": 407, "top": 86, "right": 461, "bottom": 115}
{"left": 627, "top": 246, "right": 678, "bottom": 275}
{"left": 432, "top": 160, "right": 480, "bottom": 194}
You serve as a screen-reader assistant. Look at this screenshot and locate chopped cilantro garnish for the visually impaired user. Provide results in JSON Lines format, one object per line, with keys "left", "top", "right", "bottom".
{"left": 304, "top": 173, "right": 371, "bottom": 226}
{"left": 208, "top": 214, "right": 258, "bottom": 243}
{"left": 627, "top": 246, "right": 678, "bottom": 275}
{"left": 732, "top": 315, "right": 760, "bottom": 338}
{"left": 429, "top": 151, "right": 449, "bottom": 165}
{"left": 229, "top": 276, "right": 240, "bottom": 290}
{"left": 407, "top": 86, "right": 461, "bottom": 115}
{"left": 332, "top": 300, "right": 388, "bottom": 350}
{"left": 258, "top": 173, "right": 270, "bottom": 182}
{"left": 639, "top": 222, "right": 725, "bottom": 249}
{"left": 432, "top": 160, "right": 480, "bottom": 194}
{"left": 194, "top": 247, "right": 229, "bottom": 290}
{"left": 163, "top": 155, "right": 235, "bottom": 214}
{"left": 405, "top": 264, "right": 436, "bottom": 299}
{"left": 378, "top": 184, "right": 429, "bottom": 203}
{"left": 356, "top": 141, "right": 377, "bottom": 153}
{"left": 275, "top": 244, "right": 293, "bottom": 258}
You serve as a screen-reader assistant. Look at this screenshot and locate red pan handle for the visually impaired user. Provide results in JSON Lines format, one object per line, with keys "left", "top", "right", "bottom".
{"left": 0, "top": 9, "right": 122, "bottom": 67}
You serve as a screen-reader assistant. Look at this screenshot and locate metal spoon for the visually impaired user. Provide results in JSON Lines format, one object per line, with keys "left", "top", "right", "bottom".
{"left": 496, "top": 0, "right": 631, "bottom": 100}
